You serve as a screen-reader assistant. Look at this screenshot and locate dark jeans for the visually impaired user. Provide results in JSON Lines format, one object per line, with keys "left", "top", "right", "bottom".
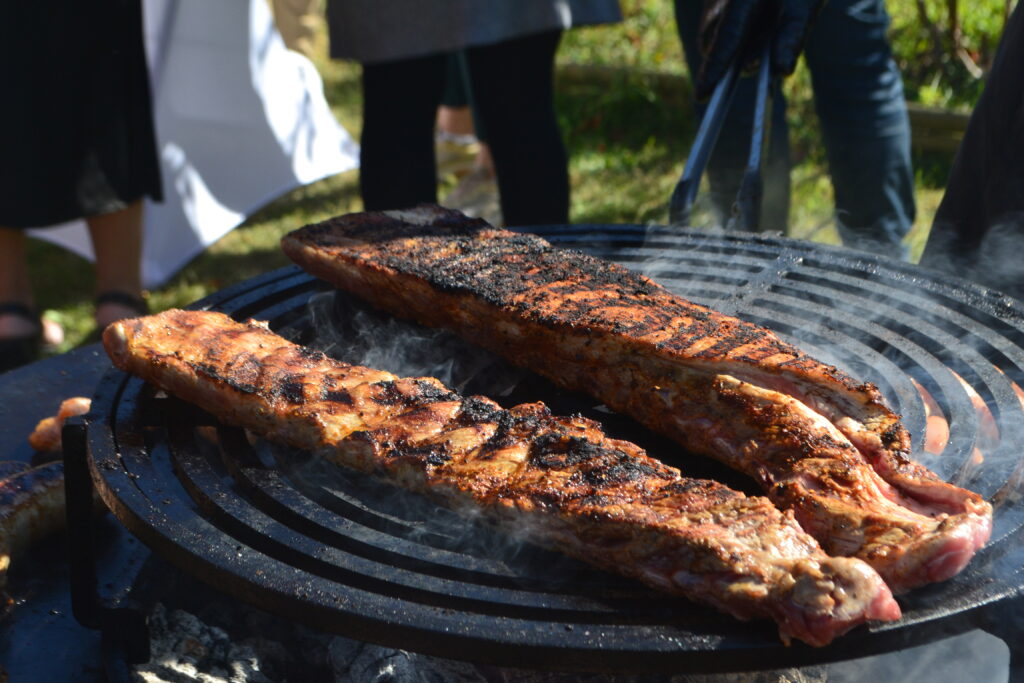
{"left": 675, "top": 0, "right": 915, "bottom": 257}
{"left": 359, "top": 30, "right": 568, "bottom": 226}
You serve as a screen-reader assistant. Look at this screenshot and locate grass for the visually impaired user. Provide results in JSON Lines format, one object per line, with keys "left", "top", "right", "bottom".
{"left": 23, "top": 2, "right": 959, "bottom": 358}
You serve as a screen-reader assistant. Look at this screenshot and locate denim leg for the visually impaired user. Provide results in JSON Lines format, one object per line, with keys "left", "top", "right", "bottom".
{"left": 673, "top": 0, "right": 791, "bottom": 231}
{"left": 804, "top": 0, "right": 915, "bottom": 258}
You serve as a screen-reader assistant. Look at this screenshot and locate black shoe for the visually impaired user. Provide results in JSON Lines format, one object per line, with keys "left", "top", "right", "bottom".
{"left": 0, "top": 302, "right": 42, "bottom": 374}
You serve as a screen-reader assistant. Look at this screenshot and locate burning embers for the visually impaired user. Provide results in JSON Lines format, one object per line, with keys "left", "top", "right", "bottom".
{"left": 916, "top": 370, "right": 1024, "bottom": 464}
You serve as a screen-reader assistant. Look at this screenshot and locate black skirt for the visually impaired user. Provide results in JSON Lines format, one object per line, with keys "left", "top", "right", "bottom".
{"left": 0, "top": 0, "right": 163, "bottom": 228}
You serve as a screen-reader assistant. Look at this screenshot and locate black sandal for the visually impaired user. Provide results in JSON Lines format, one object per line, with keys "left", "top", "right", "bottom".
{"left": 95, "top": 290, "right": 149, "bottom": 324}
{"left": 0, "top": 302, "right": 43, "bottom": 374}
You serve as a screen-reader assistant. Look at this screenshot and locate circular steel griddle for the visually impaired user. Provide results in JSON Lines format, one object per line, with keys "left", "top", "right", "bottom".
{"left": 84, "top": 225, "right": 1024, "bottom": 674}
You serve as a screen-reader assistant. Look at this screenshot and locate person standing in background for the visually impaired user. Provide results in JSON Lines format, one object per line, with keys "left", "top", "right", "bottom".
{"left": 436, "top": 52, "right": 502, "bottom": 227}
{"left": 919, "top": 3, "right": 1024, "bottom": 300}
{"left": 325, "top": 1, "right": 621, "bottom": 227}
{"left": 675, "top": 0, "right": 916, "bottom": 258}
{"left": 0, "top": 0, "right": 161, "bottom": 373}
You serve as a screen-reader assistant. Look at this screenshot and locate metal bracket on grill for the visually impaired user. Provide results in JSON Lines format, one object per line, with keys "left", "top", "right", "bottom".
{"left": 973, "top": 592, "right": 1024, "bottom": 680}
{"left": 63, "top": 417, "right": 151, "bottom": 677}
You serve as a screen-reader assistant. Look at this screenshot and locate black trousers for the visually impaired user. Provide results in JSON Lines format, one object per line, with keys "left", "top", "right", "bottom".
{"left": 359, "top": 30, "right": 569, "bottom": 226}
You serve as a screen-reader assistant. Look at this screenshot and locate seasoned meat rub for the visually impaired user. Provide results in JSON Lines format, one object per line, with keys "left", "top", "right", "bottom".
{"left": 281, "top": 205, "right": 993, "bottom": 592}
{"left": 103, "top": 310, "right": 901, "bottom": 646}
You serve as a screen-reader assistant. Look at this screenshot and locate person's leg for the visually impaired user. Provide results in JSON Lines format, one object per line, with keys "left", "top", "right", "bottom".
{"left": 0, "top": 228, "right": 36, "bottom": 339}
{"left": 271, "top": 0, "right": 320, "bottom": 58}
{"left": 673, "top": 0, "right": 791, "bottom": 230}
{"left": 804, "top": 0, "right": 915, "bottom": 257}
{"left": 0, "top": 228, "right": 63, "bottom": 350}
{"left": 454, "top": 52, "right": 488, "bottom": 146}
{"left": 464, "top": 30, "right": 569, "bottom": 226}
{"left": 437, "top": 106, "right": 475, "bottom": 139}
{"left": 360, "top": 54, "right": 447, "bottom": 211}
{"left": 437, "top": 52, "right": 475, "bottom": 139}
{"left": 87, "top": 200, "right": 145, "bottom": 328}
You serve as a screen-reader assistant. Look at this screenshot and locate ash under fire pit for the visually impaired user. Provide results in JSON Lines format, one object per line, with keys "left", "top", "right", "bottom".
{"left": 61, "top": 225, "right": 1024, "bottom": 677}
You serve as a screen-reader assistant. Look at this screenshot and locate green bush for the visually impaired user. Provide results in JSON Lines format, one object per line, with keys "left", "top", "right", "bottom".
{"left": 889, "top": 0, "right": 1011, "bottom": 109}
{"left": 562, "top": 0, "right": 1014, "bottom": 111}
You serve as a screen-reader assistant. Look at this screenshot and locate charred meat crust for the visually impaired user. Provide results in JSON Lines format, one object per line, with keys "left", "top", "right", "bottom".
{"left": 294, "top": 212, "right": 867, "bottom": 389}
{"left": 103, "top": 310, "right": 900, "bottom": 646}
{"left": 281, "top": 206, "right": 993, "bottom": 592}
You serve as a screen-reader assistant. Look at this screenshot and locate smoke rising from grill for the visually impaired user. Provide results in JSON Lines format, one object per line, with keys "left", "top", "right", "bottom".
{"left": 306, "top": 291, "right": 524, "bottom": 397}
{"left": 624, "top": 224, "right": 1023, "bottom": 676}
{"left": 273, "top": 291, "right": 596, "bottom": 587}
{"left": 621, "top": 221, "right": 1024, "bottom": 506}
{"left": 257, "top": 438, "right": 589, "bottom": 592}
{"left": 261, "top": 226, "right": 1022, "bottom": 669}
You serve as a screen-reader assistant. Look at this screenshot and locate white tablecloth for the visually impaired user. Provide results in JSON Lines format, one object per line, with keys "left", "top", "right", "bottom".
{"left": 30, "top": 0, "right": 358, "bottom": 289}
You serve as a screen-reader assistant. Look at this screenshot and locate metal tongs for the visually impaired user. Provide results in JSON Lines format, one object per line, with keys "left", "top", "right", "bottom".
{"left": 669, "top": 45, "right": 774, "bottom": 230}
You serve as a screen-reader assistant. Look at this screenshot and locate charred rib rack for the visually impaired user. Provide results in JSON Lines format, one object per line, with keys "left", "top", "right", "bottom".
{"left": 281, "top": 205, "right": 993, "bottom": 593}
{"left": 103, "top": 310, "right": 900, "bottom": 646}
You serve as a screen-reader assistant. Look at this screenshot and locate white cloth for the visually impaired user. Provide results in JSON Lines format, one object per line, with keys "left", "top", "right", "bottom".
{"left": 29, "top": 0, "right": 359, "bottom": 289}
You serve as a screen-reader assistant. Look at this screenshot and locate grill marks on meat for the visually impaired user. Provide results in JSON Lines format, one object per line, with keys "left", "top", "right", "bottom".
{"left": 280, "top": 205, "right": 993, "bottom": 593}
{"left": 103, "top": 310, "right": 901, "bottom": 647}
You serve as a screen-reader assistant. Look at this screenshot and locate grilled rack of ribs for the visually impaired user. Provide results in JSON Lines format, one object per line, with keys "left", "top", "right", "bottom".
{"left": 103, "top": 310, "right": 901, "bottom": 647}
{"left": 281, "top": 205, "right": 993, "bottom": 593}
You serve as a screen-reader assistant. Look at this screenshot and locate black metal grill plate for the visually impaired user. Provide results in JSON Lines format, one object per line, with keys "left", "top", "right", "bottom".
{"left": 85, "top": 226, "right": 1024, "bottom": 674}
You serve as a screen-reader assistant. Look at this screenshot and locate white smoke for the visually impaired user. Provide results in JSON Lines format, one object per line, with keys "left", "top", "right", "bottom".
{"left": 277, "top": 228, "right": 1022, "bottom": 677}
{"left": 306, "top": 291, "right": 524, "bottom": 397}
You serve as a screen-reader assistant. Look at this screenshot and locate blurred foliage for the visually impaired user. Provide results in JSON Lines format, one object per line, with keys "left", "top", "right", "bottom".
{"left": 559, "top": 0, "right": 685, "bottom": 73}
{"left": 562, "top": 0, "right": 1016, "bottom": 111}
{"left": 889, "top": 0, "right": 1013, "bottom": 109}
{"left": 556, "top": 0, "right": 1012, "bottom": 253}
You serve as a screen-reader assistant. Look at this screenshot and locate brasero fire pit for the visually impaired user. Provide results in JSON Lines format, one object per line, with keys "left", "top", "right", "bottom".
{"left": 65, "top": 225, "right": 1024, "bottom": 676}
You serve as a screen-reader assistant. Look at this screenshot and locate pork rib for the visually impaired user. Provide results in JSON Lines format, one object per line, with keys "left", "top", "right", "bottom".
{"left": 103, "top": 310, "right": 901, "bottom": 646}
{"left": 281, "top": 205, "right": 993, "bottom": 592}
